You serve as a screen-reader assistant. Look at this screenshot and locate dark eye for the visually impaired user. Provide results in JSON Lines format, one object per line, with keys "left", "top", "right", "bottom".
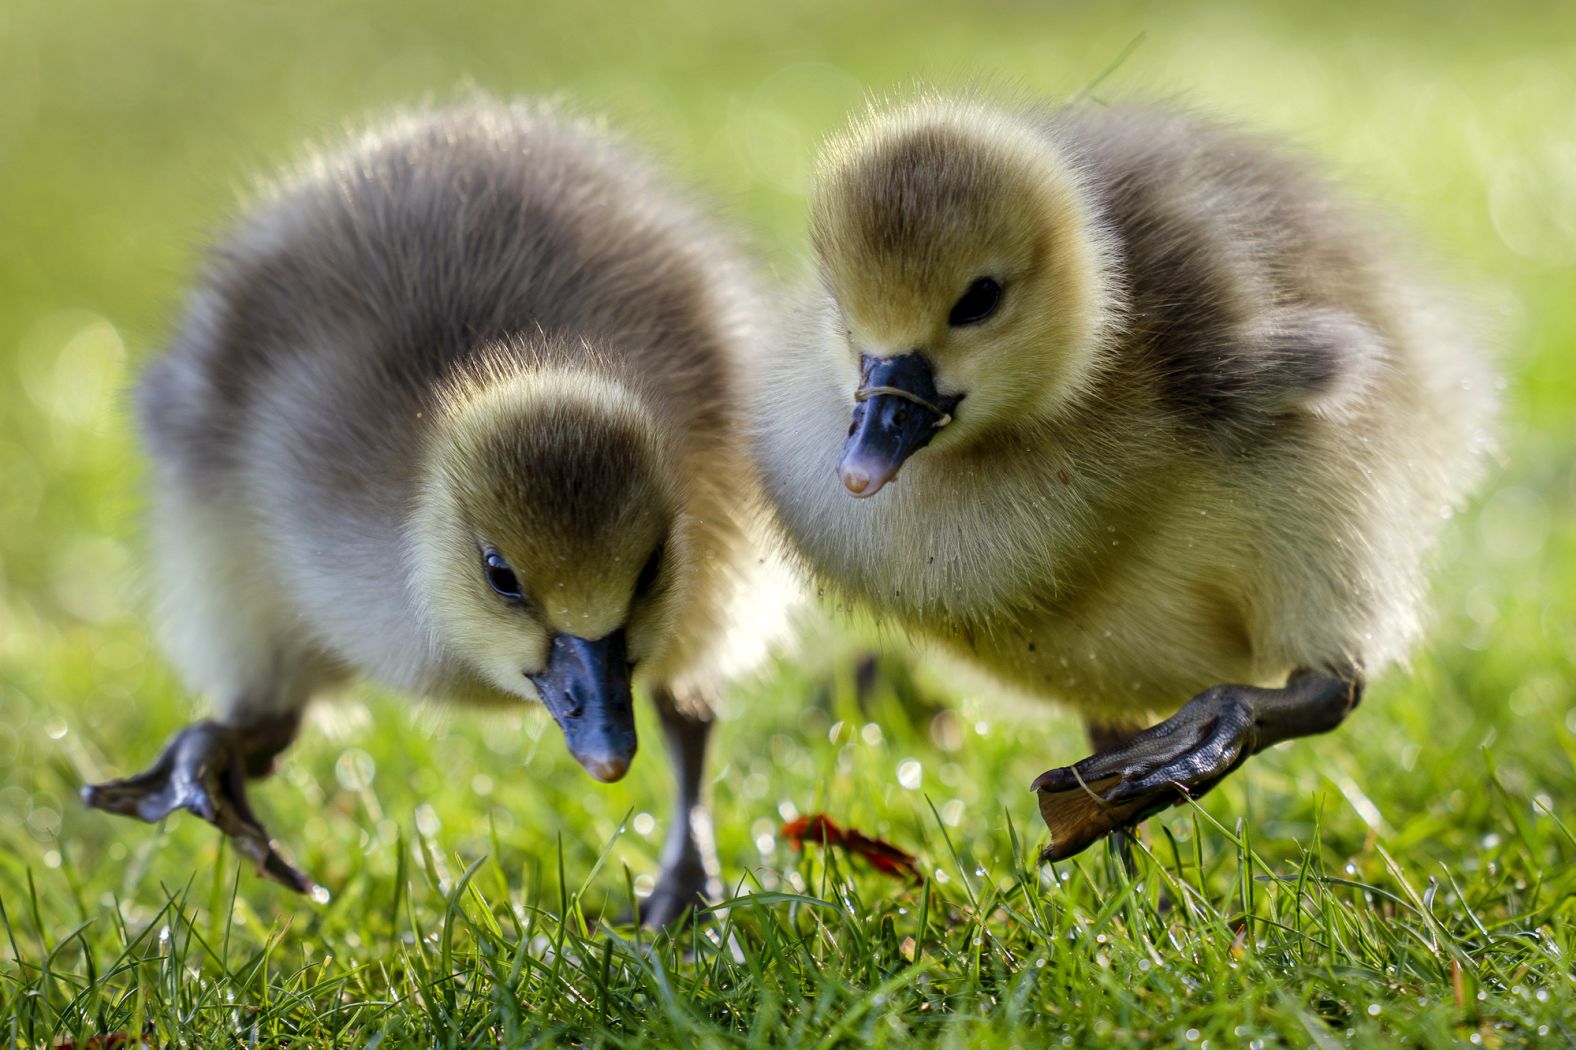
{"left": 634, "top": 542, "right": 665, "bottom": 600}
{"left": 482, "top": 547, "right": 524, "bottom": 603}
{"left": 948, "top": 277, "right": 1003, "bottom": 326}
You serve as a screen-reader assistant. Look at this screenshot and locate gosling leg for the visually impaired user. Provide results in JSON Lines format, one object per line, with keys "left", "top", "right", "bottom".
{"left": 1034, "top": 668, "right": 1364, "bottom": 862}
{"left": 81, "top": 709, "right": 314, "bottom": 894}
{"left": 640, "top": 686, "right": 721, "bottom": 929}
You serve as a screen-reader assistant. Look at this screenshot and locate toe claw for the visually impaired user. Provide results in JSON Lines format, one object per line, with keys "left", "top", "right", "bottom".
{"left": 245, "top": 831, "right": 316, "bottom": 895}
{"left": 1031, "top": 766, "right": 1075, "bottom": 793}
{"left": 261, "top": 850, "right": 318, "bottom": 896}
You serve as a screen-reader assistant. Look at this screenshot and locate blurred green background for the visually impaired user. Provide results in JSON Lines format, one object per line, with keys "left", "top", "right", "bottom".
{"left": 2, "top": 0, "right": 1574, "bottom": 1043}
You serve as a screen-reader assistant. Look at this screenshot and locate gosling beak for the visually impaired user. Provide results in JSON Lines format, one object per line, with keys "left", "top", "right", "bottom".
{"left": 529, "top": 630, "right": 636, "bottom": 782}
{"left": 837, "top": 351, "right": 962, "bottom": 498}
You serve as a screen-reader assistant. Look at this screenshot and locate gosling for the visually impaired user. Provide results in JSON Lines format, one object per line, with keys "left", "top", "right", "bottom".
{"left": 82, "top": 97, "right": 765, "bottom": 925}
{"left": 751, "top": 94, "right": 1493, "bottom": 860}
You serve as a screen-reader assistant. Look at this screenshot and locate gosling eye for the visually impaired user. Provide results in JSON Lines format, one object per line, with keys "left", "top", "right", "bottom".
{"left": 482, "top": 547, "right": 525, "bottom": 603}
{"left": 634, "top": 542, "right": 665, "bottom": 601}
{"left": 948, "top": 277, "right": 1004, "bottom": 327}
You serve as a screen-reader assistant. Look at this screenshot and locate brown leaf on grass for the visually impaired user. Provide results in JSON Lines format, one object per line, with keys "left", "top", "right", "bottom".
{"left": 780, "top": 812, "right": 922, "bottom": 883}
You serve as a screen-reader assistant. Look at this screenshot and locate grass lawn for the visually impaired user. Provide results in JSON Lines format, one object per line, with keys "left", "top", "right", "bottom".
{"left": 3, "top": 1, "right": 1574, "bottom": 1045}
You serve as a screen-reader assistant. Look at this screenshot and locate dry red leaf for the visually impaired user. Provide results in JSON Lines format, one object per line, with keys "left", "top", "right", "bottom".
{"left": 780, "top": 812, "right": 922, "bottom": 883}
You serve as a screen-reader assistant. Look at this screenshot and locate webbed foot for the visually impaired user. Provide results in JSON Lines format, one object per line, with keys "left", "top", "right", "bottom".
{"left": 639, "top": 850, "right": 714, "bottom": 930}
{"left": 81, "top": 719, "right": 315, "bottom": 894}
{"left": 1033, "top": 669, "right": 1362, "bottom": 862}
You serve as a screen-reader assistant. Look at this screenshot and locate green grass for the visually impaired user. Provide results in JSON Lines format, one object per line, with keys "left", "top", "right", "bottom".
{"left": 3, "top": 0, "right": 1576, "bottom": 1045}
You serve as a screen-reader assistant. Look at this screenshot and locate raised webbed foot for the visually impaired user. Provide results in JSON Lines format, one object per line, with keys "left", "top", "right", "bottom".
{"left": 82, "top": 719, "right": 315, "bottom": 894}
{"left": 1033, "top": 670, "right": 1362, "bottom": 862}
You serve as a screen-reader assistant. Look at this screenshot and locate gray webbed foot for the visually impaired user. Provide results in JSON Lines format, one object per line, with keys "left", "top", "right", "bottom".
{"left": 1033, "top": 669, "right": 1362, "bottom": 862}
{"left": 639, "top": 850, "right": 714, "bottom": 931}
{"left": 81, "top": 720, "right": 315, "bottom": 895}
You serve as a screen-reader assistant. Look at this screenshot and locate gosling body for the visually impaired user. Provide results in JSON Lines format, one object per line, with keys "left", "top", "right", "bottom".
{"left": 754, "top": 96, "right": 1492, "bottom": 856}
{"left": 86, "top": 98, "right": 764, "bottom": 922}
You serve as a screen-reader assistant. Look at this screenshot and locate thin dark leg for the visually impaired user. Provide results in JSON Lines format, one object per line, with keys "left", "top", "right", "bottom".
{"left": 81, "top": 709, "right": 314, "bottom": 893}
{"left": 1035, "top": 668, "right": 1364, "bottom": 862}
{"left": 640, "top": 687, "right": 721, "bottom": 929}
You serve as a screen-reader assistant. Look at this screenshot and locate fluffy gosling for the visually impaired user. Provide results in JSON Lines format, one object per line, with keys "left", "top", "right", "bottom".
{"left": 751, "top": 94, "right": 1493, "bottom": 859}
{"left": 82, "top": 97, "right": 764, "bottom": 925}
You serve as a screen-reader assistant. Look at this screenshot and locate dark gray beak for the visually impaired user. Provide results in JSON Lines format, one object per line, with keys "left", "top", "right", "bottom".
{"left": 837, "top": 351, "right": 963, "bottom": 498}
{"left": 529, "top": 630, "right": 635, "bottom": 782}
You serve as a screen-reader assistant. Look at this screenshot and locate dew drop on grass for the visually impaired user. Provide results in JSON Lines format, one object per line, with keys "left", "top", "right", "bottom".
{"left": 929, "top": 710, "right": 963, "bottom": 751}
{"left": 335, "top": 748, "right": 376, "bottom": 791}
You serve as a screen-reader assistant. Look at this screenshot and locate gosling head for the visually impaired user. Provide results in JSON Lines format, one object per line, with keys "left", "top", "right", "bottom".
{"left": 809, "top": 98, "right": 1120, "bottom": 497}
{"left": 412, "top": 360, "right": 682, "bottom": 783}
